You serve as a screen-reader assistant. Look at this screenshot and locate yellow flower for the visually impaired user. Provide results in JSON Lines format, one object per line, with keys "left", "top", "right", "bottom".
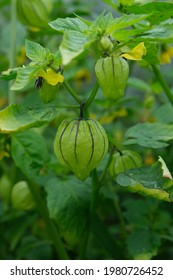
{"left": 160, "top": 46, "right": 173, "bottom": 64}
{"left": 37, "top": 68, "right": 64, "bottom": 86}
{"left": 121, "top": 42, "right": 147, "bottom": 60}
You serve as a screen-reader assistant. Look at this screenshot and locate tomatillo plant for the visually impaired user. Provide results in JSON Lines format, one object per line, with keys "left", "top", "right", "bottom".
{"left": 1, "top": 0, "right": 173, "bottom": 261}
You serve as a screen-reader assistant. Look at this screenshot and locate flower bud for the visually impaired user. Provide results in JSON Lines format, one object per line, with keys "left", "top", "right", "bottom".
{"left": 98, "top": 36, "right": 114, "bottom": 52}
{"left": 54, "top": 119, "right": 108, "bottom": 181}
{"left": 39, "top": 80, "right": 58, "bottom": 103}
{"left": 11, "top": 181, "right": 35, "bottom": 210}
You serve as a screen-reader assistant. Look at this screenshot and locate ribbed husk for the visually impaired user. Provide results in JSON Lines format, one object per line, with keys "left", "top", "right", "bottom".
{"left": 17, "top": 0, "right": 52, "bottom": 28}
{"left": 95, "top": 56, "right": 129, "bottom": 101}
{"left": 110, "top": 150, "right": 142, "bottom": 177}
{"left": 54, "top": 119, "right": 108, "bottom": 181}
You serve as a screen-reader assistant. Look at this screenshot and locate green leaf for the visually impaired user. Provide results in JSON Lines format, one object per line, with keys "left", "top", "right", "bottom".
{"left": 25, "top": 40, "right": 49, "bottom": 62}
{"left": 45, "top": 177, "right": 90, "bottom": 245}
{"left": 11, "top": 130, "right": 50, "bottom": 184}
{"left": 116, "top": 162, "right": 173, "bottom": 202}
{"left": 113, "top": 28, "right": 146, "bottom": 41}
{"left": 116, "top": 162, "right": 169, "bottom": 189}
{"left": 0, "top": 104, "right": 58, "bottom": 133}
{"left": 126, "top": 2, "right": 173, "bottom": 25}
{"left": 107, "top": 14, "right": 149, "bottom": 33}
{"left": 0, "top": 69, "right": 17, "bottom": 81}
{"left": 11, "top": 66, "right": 39, "bottom": 90}
{"left": 141, "top": 21, "right": 173, "bottom": 43}
{"left": 155, "top": 103, "right": 173, "bottom": 124}
{"left": 123, "top": 198, "right": 167, "bottom": 259}
{"left": 123, "top": 122, "right": 173, "bottom": 148}
{"left": 49, "top": 17, "right": 88, "bottom": 33}
{"left": 89, "top": 12, "right": 114, "bottom": 32}
{"left": 127, "top": 229, "right": 160, "bottom": 259}
{"left": 60, "top": 31, "right": 87, "bottom": 65}
{"left": 142, "top": 41, "right": 159, "bottom": 65}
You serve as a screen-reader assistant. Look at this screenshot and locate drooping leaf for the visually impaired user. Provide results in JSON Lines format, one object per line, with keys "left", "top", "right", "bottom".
{"left": 123, "top": 122, "right": 173, "bottom": 148}
{"left": 45, "top": 177, "right": 90, "bottom": 245}
{"left": 60, "top": 31, "right": 88, "bottom": 65}
{"left": 11, "top": 130, "right": 50, "bottom": 184}
{"left": 49, "top": 17, "right": 88, "bottom": 33}
{"left": 11, "top": 66, "right": 40, "bottom": 90}
{"left": 25, "top": 40, "right": 49, "bottom": 62}
{"left": 0, "top": 104, "right": 58, "bottom": 133}
{"left": 116, "top": 162, "right": 173, "bottom": 202}
{"left": 126, "top": 2, "right": 173, "bottom": 25}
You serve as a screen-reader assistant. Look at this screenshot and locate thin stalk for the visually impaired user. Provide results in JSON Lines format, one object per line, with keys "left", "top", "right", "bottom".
{"left": 114, "top": 198, "right": 127, "bottom": 237}
{"left": 63, "top": 80, "right": 82, "bottom": 104}
{"left": 79, "top": 169, "right": 99, "bottom": 259}
{"left": 85, "top": 82, "right": 99, "bottom": 109}
{"left": 28, "top": 181, "right": 69, "bottom": 260}
{"left": 9, "top": 0, "right": 17, "bottom": 104}
{"left": 151, "top": 64, "right": 173, "bottom": 107}
{"left": 99, "top": 151, "right": 114, "bottom": 184}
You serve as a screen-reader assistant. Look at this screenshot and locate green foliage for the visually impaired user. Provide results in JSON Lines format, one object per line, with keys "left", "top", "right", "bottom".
{"left": 124, "top": 122, "right": 173, "bottom": 148}
{"left": 126, "top": 2, "right": 173, "bottom": 25}
{"left": 45, "top": 177, "right": 90, "bottom": 245}
{"left": 116, "top": 162, "right": 173, "bottom": 201}
{"left": 1, "top": 0, "right": 173, "bottom": 261}
{"left": 123, "top": 198, "right": 171, "bottom": 259}
{"left": 11, "top": 130, "right": 50, "bottom": 184}
{"left": 0, "top": 104, "right": 58, "bottom": 133}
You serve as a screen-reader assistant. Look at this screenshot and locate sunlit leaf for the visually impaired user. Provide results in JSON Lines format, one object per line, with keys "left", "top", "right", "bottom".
{"left": 11, "top": 66, "right": 40, "bottom": 90}
{"left": 107, "top": 14, "right": 149, "bottom": 33}
{"left": 126, "top": 2, "right": 173, "bottom": 25}
{"left": 60, "top": 31, "right": 87, "bottom": 65}
{"left": 49, "top": 17, "right": 88, "bottom": 33}
{"left": 0, "top": 104, "right": 58, "bottom": 133}
{"left": 25, "top": 40, "right": 49, "bottom": 62}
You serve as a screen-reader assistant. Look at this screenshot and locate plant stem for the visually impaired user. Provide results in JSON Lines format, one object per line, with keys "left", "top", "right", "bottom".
{"left": 63, "top": 80, "right": 82, "bottom": 104}
{"left": 28, "top": 181, "right": 69, "bottom": 260}
{"left": 85, "top": 82, "right": 99, "bottom": 109}
{"left": 9, "top": 0, "right": 17, "bottom": 104}
{"left": 79, "top": 169, "right": 99, "bottom": 259}
{"left": 99, "top": 151, "right": 114, "bottom": 184}
{"left": 151, "top": 64, "right": 173, "bottom": 107}
{"left": 114, "top": 198, "right": 127, "bottom": 237}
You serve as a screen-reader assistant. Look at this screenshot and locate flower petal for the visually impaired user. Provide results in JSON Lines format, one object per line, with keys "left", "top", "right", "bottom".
{"left": 121, "top": 42, "right": 147, "bottom": 61}
{"left": 37, "top": 68, "right": 64, "bottom": 85}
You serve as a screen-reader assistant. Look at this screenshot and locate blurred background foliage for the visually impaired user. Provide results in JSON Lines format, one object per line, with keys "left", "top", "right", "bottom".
{"left": 1, "top": 0, "right": 173, "bottom": 260}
